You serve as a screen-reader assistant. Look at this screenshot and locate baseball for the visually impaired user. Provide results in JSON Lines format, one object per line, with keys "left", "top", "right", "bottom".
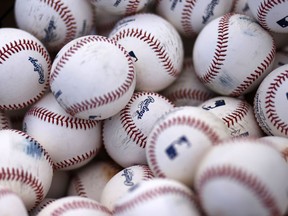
{"left": 49, "top": 35, "right": 136, "bottom": 120}
{"left": 0, "top": 186, "right": 28, "bottom": 216}
{"left": 113, "top": 178, "right": 201, "bottom": 216}
{"left": 199, "top": 96, "right": 263, "bottom": 138}
{"left": 67, "top": 160, "right": 121, "bottom": 202}
{"left": 156, "top": 0, "right": 234, "bottom": 37}
{"left": 195, "top": 138, "right": 288, "bottom": 216}
{"left": 193, "top": 13, "right": 275, "bottom": 96}
{"left": 29, "top": 198, "right": 56, "bottom": 216}
{"left": 90, "top": 0, "right": 152, "bottom": 16}
{"left": 0, "top": 28, "right": 51, "bottom": 110}
{"left": 37, "top": 196, "right": 112, "bottom": 216}
{"left": 146, "top": 106, "right": 231, "bottom": 188}
{"left": 109, "top": 13, "right": 184, "bottom": 92}
{"left": 14, "top": 0, "right": 95, "bottom": 52}
{"left": 100, "top": 164, "right": 154, "bottom": 211}
{"left": 103, "top": 91, "right": 174, "bottom": 168}
{"left": 161, "top": 58, "right": 216, "bottom": 107}
{"left": 248, "top": 0, "right": 288, "bottom": 33}
{"left": 0, "top": 129, "right": 53, "bottom": 211}
{"left": 254, "top": 64, "right": 288, "bottom": 137}
{"left": 23, "top": 92, "right": 102, "bottom": 170}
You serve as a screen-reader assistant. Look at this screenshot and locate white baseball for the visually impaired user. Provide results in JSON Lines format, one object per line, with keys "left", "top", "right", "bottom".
{"left": 30, "top": 198, "right": 56, "bottom": 216}
{"left": 103, "top": 91, "right": 174, "bottom": 168}
{"left": 90, "top": 0, "right": 152, "bottom": 16}
{"left": 50, "top": 35, "right": 136, "bottom": 120}
{"left": 0, "top": 28, "right": 51, "bottom": 110}
{"left": 161, "top": 58, "right": 216, "bottom": 107}
{"left": 14, "top": 0, "right": 95, "bottom": 52}
{"left": 156, "top": 0, "right": 233, "bottom": 37}
{"left": 23, "top": 92, "right": 102, "bottom": 170}
{"left": 254, "top": 64, "right": 288, "bottom": 137}
{"left": 0, "top": 186, "right": 28, "bottom": 216}
{"left": 100, "top": 165, "right": 154, "bottom": 211}
{"left": 193, "top": 13, "right": 275, "bottom": 96}
{"left": 0, "top": 129, "right": 53, "bottom": 211}
{"left": 109, "top": 13, "right": 184, "bottom": 92}
{"left": 247, "top": 0, "right": 288, "bottom": 33}
{"left": 199, "top": 96, "right": 263, "bottom": 138}
{"left": 195, "top": 138, "right": 288, "bottom": 216}
{"left": 67, "top": 160, "right": 121, "bottom": 202}
{"left": 37, "top": 196, "right": 112, "bottom": 216}
{"left": 113, "top": 178, "right": 201, "bottom": 216}
{"left": 146, "top": 106, "right": 231, "bottom": 188}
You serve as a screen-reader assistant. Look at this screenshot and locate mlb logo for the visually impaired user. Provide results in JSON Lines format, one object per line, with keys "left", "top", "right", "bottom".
{"left": 277, "top": 16, "right": 288, "bottom": 28}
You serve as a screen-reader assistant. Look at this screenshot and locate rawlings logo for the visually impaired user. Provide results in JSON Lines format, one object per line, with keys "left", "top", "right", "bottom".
{"left": 170, "top": 0, "right": 182, "bottom": 11}
{"left": 136, "top": 96, "right": 155, "bottom": 119}
{"left": 121, "top": 168, "right": 134, "bottom": 186}
{"left": 28, "top": 57, "right": 45, "bottom": 84}
{"left": 202, "top": 0, "right": 219, "bottom": 24}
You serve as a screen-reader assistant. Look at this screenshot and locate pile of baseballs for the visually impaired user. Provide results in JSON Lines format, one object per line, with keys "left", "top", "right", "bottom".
{"left": 0, "top": 0, "right": 288, "bottom": 215}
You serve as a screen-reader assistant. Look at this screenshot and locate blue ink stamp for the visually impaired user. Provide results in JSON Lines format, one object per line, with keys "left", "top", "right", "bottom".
{"left": 166, "top": 135, "right": 191, "bottom": 160}
{"left": 170, "top": 0, "right": 182, "bottom": 11}
{"left": 202, "top": 0, "right": 219, "bottom": 24}
{"left": 202, "top": 99, "right": 225, "bottom": 110}
{"left": 136, "top": 96, "right": 155, "bottom": 119}
{"left": 122, "top": 168, "right": 134, "bottom": 186}
{"left": 28, "top": 57, "right": 45, "bottom": 84}
{"left": 43, "top": 18, "right": 57, "bottom": 43}
{"left": 25, "top": 140, "right": 43, "bottom": 160}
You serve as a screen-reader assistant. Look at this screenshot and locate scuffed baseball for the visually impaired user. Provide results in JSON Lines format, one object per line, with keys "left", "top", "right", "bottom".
{"left": 14, "top": 0, "right": 95, "bottom": 52}
{"left": 50, "top": 35, "right": 136, "bottom": 120}
{"left": 103, "top": 91, "right": 174, "bottom": 168}
{"left": 146, "top": 106, "right": 231, "bottom": 187}
{"left": 193, "top": 13, "right": 275, "bottom": 96}
{"left": 195, "top": 138, "right": 288, "bottom": 216}
{"left": 109, "top": 13, "right": 184, "bottom": 92}
{"left": 0, "top": 28, "right": 51, "bottom": 110}
{"left": 23, "top": 93, "right": 102, "bottom": 170}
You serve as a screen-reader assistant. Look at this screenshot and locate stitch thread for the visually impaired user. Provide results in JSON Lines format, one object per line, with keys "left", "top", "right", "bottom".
{"left": 197, "top": 164, "right": 281, "bottom": 215}
{"left": 180, "top": 0, "right": 197, "bottom": 36}
{"left": 125, "top": 0, "right": 141, "bottom": 15}
{"left": 71, "top": 175, "right": 87, "bottom": 197}
{"left": 165, "top": 89, "right": 214, "bottom": 104}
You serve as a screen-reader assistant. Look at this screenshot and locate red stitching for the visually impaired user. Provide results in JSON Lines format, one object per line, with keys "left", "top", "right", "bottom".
{"left": 112, "top": 28, "right": 180, "bottom": 78}
{"left": 0, "top": 188, "right": 15, "bottom": 199}
{"left": 141, "top": 165, "right": 154, "bottom": 180}
{"left": 120, "top": 92, "right": 174, "bottom": 148}
{"left": 147, "top": 115, "right": 222, "bottom": 177}
{"left": 265, "top": 70, "right": 288, "bottom": 135}
{"left": 42, "top": 0, "right": 77, "bottom": 48}
{"left": 0, "top": 39, "right": 51, "bottom": 110}
{"left": 181, "top": 0, "right": 197, "bottom": 36}
{"left": 50, "top": 35, "right": 135, "bottom": 117}
{"left": 71, "top": 175, "right": 87, "bottom": 197}
{"left": 125, "top": 0, "right": 141, "bottom": 15}
{"left": 25, "top": 106, "right": 99, "bottom": 130}
{"left": 0, "top": 167, "right": 44, "bottom": 210}
{"left": 199, "top": 13, "right": 230, "bottom": 84}
{"left": 222, "top": 100, "right": 250, "bottom": 128}
{"left": 53, "top": 149, "right": 98, "bottom": 170}
{"left": 197, "top": 164, "right": 281, "bottom": 215}
{"left": 0, "top": 111, "right": 10, "bottom": 129}
{"left": 113, "top": 185, "right": 197, "bottom": 214}
{"left": 165, "top": 89, "right": 214, "bottom": 104}
{"left": 230, "top": 43, "right": 276, "bottom": 97}
{"left": 50, "top": 199, "right": 112, "bottom": 216}
{"left": 256, "top": 0, "right": 285, "bottom": 31}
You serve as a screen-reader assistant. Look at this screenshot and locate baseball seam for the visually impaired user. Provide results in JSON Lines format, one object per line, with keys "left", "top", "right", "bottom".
{"left": 199, "top": 13, "right": 230, "bottom": 84}
{"left": 197, "top": 164, "right": 281, "bottom": 215}
{"left": 264, "top": 70, "right": 288, "bottom": 135}
{"left": 50, "top": 36, "right": 135, "bottom": 117}
{"left": 0, "top": 111, "right": 10, "bottom": 129}
{"left": 147, "top": 115, "right": 222, "bottom": 178}
{"left": 25, "top": 106, "right": 99, "bottom": 130}
{"left": 113, "top": 186, "right": 197, "bottom": 215}
{"left": 165, "top": 89, "right": 214, "bottom": 104}
{"left": 0, "top": 188, "right": 16, "bottom": 199}
{"left": 140, "top": 165, "right": 155, "bottom": 180}
{"left": 112, "top": 28, "right": 180, "bottom": 78}
{"left": 53, "top": 149, "right": 97, "bottom": 170}
{"left": 221, "top": 100, "right": 250, "bottom": 128}
{"left": 126, "top": 0, "right": 141, "bottom": 15}
{"left": 120, "top": 92, "right": 174, "bottom": 148}
{"left": 256, "top": 0, "right": 285, "bottom": 31}
{"left": 71, "top": 175, "right": 88, "bottom": 198}
{"left": 50, "top": 200, "right": 111, "bottom": 216}
{"left": 181, "top": 0, "right": 197, "bottom": 36}
{"left": 43, "top": 0, "right": 77, "bottom": 48}
{"left": 0, "top": 39, "right": 51, "bottom": 110}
